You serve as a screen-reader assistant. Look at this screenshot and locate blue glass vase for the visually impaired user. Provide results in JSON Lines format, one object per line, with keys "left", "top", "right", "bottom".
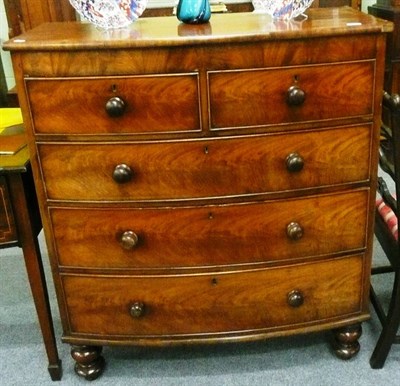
{"left": 176, "top": 0, "right": 211, "bottom": 24}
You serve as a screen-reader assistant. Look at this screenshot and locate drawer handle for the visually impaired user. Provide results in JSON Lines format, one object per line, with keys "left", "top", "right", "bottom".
{"left": 286, "top": 152, "right": 304, "bottom": 173}
{"left": 130, "top": 302, "right": 145, "bottom": 318}
{"left": 105, "top": 96, "right": 126, "bottom": 117}
{"left": 286, "top": 85, "right": 306, "bottom": 106}
{"left": 286, "top": 221, "right": 303, "bottom": 240}
{"left": 287, "top": 290, "right": 304, "bottom": 308}
{"left": 119, "top": 230, "right": 139, "bottom": 250}
{"left": 113, "top": 164, "right": 133, "bottom": 184}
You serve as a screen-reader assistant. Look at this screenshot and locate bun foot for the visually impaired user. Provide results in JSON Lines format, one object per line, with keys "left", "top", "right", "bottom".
{"left": 71, "top": 345, "right": 105, "bottom": 380}
{"left": 332, "top": 323, "right": 362, "bottom": 360}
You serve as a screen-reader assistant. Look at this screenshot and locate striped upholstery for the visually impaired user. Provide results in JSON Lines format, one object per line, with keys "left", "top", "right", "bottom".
{"left": 376, "top": 197, "right": 398, "bottom": 240}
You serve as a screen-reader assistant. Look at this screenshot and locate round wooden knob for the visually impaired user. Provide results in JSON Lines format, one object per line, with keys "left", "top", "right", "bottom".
{"left": 119, "top": 231, "right": 139, "bottom": 250}
{"left": 105, "top": 96, "right": 126, "bottom": 117}
{"left": 286, "top": 85, "right": 306, "bottom": 106}
{"left": 287, "top": 290, "right": 304, "bottom": 308}
{"left": 112, "top": 164, "right": 133, "bottom": 184}
{"left": 130, "top": 302, "right": 145, "bottom": 318}
{"left": 286, "top": 222, "right": 303, "bottom": 240}
{"left": 286, "top": 152, "right": 304, "bottom": 172}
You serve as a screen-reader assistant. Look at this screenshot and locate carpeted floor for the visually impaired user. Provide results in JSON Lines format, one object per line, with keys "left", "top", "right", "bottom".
{"left": 1, "top": 233, "right": 399, "bottom": 386}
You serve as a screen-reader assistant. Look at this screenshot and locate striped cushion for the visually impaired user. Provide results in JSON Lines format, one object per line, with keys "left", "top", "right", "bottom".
{"left": 376, "top": 198, "right": 398, "bottom": 240}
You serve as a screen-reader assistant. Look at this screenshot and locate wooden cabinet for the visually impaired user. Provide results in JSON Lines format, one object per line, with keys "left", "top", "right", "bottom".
{"left": 3, "top": 8, "right": 392, "bottom": 380}
{"left": 3, "top": 0, "right": 75, "bottom": 37}
{"left": 0, "top": 175, "right": 17, "bottom": 243}
{"left": 368, "top": 4, "right": 400, "bottom": 94}
{"left": 312, "top": 0, "right": 360, "bottom": 8}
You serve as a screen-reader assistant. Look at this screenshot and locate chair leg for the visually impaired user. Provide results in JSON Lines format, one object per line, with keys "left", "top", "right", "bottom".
{"left": 370, "top": 285, "right": 387, "bottom": 326}
{"left": 370, "top": 270, "right": 400, "bottom": 368}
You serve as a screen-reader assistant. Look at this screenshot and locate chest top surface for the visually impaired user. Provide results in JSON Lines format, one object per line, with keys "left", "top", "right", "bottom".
{"left": 2, "top": 7, "right": 393, "bottom": 52}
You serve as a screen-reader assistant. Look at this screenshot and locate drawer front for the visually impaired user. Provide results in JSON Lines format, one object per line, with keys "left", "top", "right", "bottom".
{"left": 0, "top": 176, "right": 17, "bottom": 245}
{"left": 208, "top": 61, "right": 374, "bottom": 129}
{"left": 51, "top": 190, "right": 368, "bottom": 269}
{"left": 62, "top": 255, "right": 363, "bottom": 336}
{"left": 38, "top": 125, "right": 371, "bottom": 201}
{"left": 26, "top": 74, "right": 200, "bottom": 135}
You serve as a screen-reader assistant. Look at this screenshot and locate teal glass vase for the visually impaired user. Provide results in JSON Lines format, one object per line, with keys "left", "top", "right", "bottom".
{"left": 176, "top": 0, "right": 211, "bottom": 24}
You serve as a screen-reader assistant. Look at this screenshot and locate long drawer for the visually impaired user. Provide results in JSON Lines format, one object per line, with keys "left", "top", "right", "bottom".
{"left": 25, "top": 74, "right": 201, "bottom": 135}
{"left": 51, "top": 190, "right": 368, "bottom": 269}
{"left": 38, "top": 126, "right": 371, "bottom": 201}
{"left": 62, "top": 255, "right": 363, "bottom": 337}
{"left": 208, "top": 61, "right": 374, "bottom": 129}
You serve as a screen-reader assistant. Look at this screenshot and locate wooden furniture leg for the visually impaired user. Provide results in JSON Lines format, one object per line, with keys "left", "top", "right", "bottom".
{"left": 370, "top": 271, "right": 400, "bottom": 368}
{"left": 332, "top": 323, "right": 362, "bottom": 360}
{"left": 7, "top": 173, "right": 62, "bottom": 381}
{"left": 71, "top": 345, "right": 105, "bottom": 381}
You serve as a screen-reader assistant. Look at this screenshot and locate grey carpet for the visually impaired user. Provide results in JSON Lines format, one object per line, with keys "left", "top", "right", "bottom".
{"left": 1, "top": 229, "right": 399, "bottom": 385}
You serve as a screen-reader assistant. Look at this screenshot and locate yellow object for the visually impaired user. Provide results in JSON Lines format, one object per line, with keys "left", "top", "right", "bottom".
{"left": 0, "top": 108, "right": 23, "bottom": 133}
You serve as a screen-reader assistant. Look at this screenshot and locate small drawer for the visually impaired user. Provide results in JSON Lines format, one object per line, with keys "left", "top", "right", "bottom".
{"left": 208, "top": 61, "right": 374, "bottom": 129}
{"left": 38, "top": 125, "right": 371, "bottom": 201}
{"left": 62, "top": 255, "right": 363, "bottom": 337}
{"left": 0, "top": 176, "right": 17, "bottom": 245}
{"left": 51, "top": 190, "right": 368, "bottom": 269}
{"left": 25, "top": 74, "right": 201, "bottom": 135}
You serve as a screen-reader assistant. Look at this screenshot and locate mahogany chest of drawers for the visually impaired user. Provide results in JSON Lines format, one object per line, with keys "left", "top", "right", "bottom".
{"left": 3, "top": 8, "right": 392, "bottom": 380}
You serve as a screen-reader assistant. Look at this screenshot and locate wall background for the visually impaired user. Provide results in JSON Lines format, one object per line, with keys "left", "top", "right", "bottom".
{"left": 0, "top": 0, "right": 377, "bottom": 91}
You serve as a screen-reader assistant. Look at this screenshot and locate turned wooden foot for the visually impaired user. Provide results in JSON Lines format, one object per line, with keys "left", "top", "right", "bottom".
{"left": 71, "top": 345, "right": 105, "bottom": 380}
{"left": 332, "top": 323, "right": 362, "bottom": 360}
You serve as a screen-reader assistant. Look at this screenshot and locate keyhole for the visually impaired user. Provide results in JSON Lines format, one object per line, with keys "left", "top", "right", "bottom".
{"left": 211, "top": 278, "right": 218, "bottom": 286}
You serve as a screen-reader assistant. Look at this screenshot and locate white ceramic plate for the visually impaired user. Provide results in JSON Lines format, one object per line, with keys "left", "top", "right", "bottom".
{"left": 69, "top": 0, "right": 148, "bottom": 29}
{"left": 252, "top": 0, "right": 314, "bottom": 20}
